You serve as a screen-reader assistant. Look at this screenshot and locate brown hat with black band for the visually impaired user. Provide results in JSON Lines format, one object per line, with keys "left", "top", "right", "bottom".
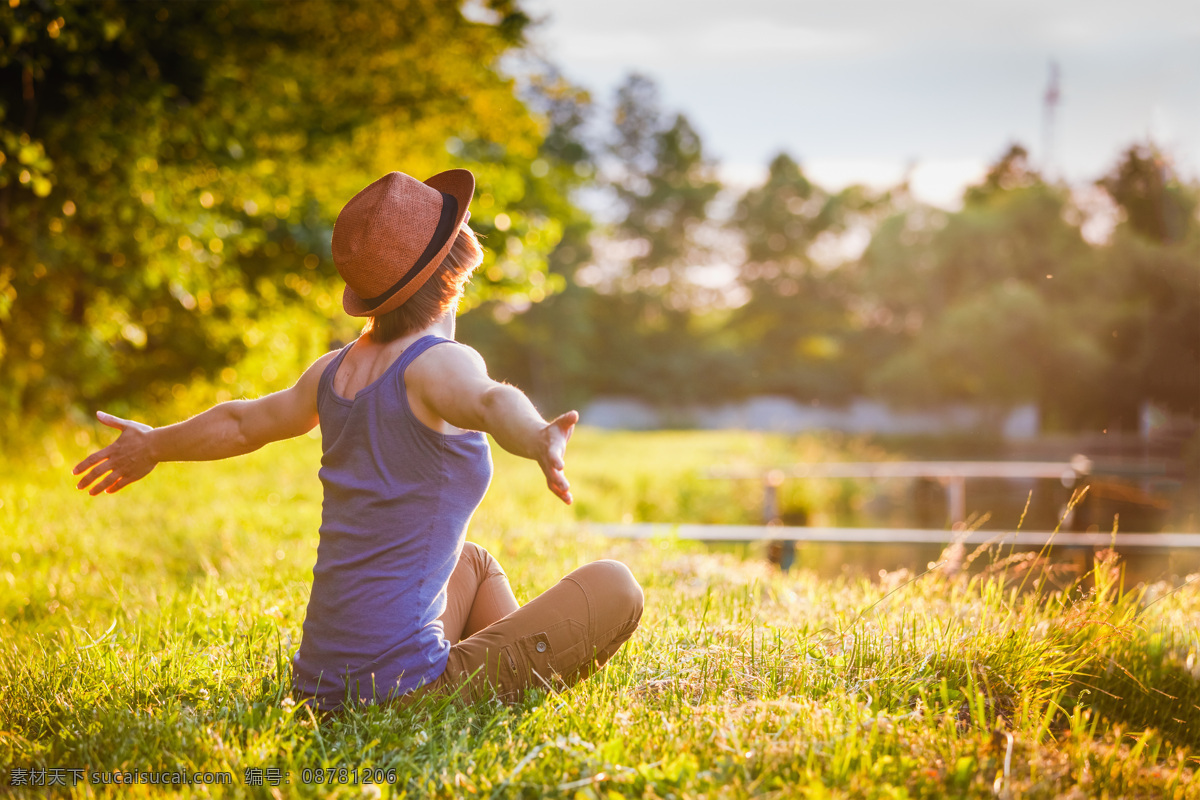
{"left": 332, "top": 169, "right": 475, "bottom": 317}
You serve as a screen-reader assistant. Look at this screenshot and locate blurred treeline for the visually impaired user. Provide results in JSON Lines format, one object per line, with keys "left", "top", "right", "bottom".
{"left": 467, "top": 75, "right": 1200, "bottom": 435}
{"left": 1, "top": 1, "right": 1197, "bottom": 443}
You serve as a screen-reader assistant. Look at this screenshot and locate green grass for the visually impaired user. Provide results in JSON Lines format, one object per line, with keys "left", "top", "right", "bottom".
{"left": 2, "top": 428, "right": 1199, "bottom": 798}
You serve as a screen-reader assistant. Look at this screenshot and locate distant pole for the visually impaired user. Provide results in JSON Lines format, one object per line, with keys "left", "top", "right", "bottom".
{"left": 945, "top": 475, "right": 966, "bottom": 528}
{"left": 1042, "top": 60, "right": 1061, "bottom": 179}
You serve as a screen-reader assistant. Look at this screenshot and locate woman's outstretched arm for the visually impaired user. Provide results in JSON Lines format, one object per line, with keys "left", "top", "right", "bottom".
{"left": 72, "top": 351, "right": 337, "bottom": 496}
{"left": 408, "top": 343, "right": 578, "bottom": 505}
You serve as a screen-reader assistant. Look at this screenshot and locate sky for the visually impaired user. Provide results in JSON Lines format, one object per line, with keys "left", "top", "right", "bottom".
{"left": 518, "top": 0, "right": 1200, "bottom": 208}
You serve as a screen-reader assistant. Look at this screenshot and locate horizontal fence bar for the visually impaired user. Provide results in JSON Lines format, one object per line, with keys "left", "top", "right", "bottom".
{"left": 706, "top": 459, "right": 1188, "bottom": 481}
{"left": 590, "top": 523, "right": 1200, "bottom": 549}
{"left": 706, "top": 461, "right": 1085, "bottom": 480}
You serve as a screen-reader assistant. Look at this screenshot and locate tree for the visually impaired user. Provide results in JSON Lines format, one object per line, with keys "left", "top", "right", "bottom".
{"left": 607, "top": 75, "right": 722, "bottom": 303}
{"left": 858, "top": 144, "right": 1107, "bottom": 431}
{"left": 728, "top": 152, "right": 883, "bottom": 401}
{"left": 579, "top": 74, "right": 727, "bottom": 405}
{"left": 458, "top": 68, "right": 601, "bottom": 411}
{"left": 1099, "top": 143, "right": 1197, "bottom": 245}
{"left": 1095, "top": 234, "right": 1200, "bottom": 423}
{"left": 0, "top": 0, "right": 572, "bottom": 435}
{"left": 1096, "top": 145, "right": 1200, "bottom": 422}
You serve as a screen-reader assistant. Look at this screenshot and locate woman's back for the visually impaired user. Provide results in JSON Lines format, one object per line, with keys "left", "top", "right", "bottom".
{"left": 291, "top": 334, "right": 493, "bottom": 711}
{"left": 75, "top": 169, "right": 640, "bottom": 715}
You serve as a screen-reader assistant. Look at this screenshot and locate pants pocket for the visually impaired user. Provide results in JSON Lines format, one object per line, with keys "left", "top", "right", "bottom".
{"left": 513, "top": 618, "right": 588, "bottom": 695}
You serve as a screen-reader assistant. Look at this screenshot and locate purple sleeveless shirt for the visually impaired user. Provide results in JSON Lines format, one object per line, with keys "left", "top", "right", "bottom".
{"left": 291, "top": 335, "right": 493, "bottom": 711}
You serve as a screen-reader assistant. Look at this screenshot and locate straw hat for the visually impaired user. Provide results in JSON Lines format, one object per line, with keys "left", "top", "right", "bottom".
{"left": 332, "top": 169, "right": 475, "bottom": 317}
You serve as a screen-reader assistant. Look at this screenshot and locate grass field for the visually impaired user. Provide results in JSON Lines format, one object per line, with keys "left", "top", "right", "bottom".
{"left": 2, "top": 428, "right": 1199, "bottom": 798}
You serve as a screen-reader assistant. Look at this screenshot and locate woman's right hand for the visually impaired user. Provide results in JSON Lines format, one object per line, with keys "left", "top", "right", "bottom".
{"left": 538, "top": 410, "right": 578, "bottom": 505}
{"left": 72, "top": 411, "right": 158, "bottom": 495}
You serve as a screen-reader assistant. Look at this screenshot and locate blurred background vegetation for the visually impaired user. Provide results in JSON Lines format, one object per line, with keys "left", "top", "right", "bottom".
{"left": 1, "top": 0, "right": 1197, "bottom": 446}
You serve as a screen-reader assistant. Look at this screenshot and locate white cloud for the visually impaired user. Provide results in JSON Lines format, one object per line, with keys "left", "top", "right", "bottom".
{"left": 909, "top": 159, "right": 990, "bottom": 209}
{"left": 716, "top": 163, "right": 768, "bottom": 193}
{"left": 541, "top": 20, "right": 872, "bottom": 68}
{"left": 721, "top": 158, "right": 988, "bottom": 210}
{"left": 528, "top": 0, "right": 1200, "bottom": 61}
{"left": 695, "top": 20, "right": 875, "bottom": 61}
{"left": 797, "top": 158, "right": 988, "bottom": 209}
{"left": 802, "top": 158, "right": 908, "bottom": 192}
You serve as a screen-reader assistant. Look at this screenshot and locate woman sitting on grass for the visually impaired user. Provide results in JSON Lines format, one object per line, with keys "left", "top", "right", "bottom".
{"left": 72, "top": 169, "right": 644, "bottom": 715}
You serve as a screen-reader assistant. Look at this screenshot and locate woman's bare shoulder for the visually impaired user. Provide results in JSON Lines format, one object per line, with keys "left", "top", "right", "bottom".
{"left": 406, "top": 340, "right": 491, "bottom": 394}
{"left": 420, "top": 339, "right": 487, "bottom": 371}
{"left": 302, "top": 349, "right": 342, "bottom": 380}
{"left": 404, "top": 340, "right": 496, "bottom": 433}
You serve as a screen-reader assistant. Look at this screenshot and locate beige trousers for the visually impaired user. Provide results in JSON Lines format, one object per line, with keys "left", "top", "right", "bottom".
{"left": 412, "top": 542, "right": 644, "bottom": 706}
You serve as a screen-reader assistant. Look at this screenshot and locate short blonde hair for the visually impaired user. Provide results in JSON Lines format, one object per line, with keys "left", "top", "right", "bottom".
{"left": 361, "top": 226, "right": 483, "bottom": 343}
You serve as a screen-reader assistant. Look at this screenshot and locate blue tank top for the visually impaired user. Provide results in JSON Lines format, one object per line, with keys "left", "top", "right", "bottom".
{"left": 291, "top": 335, "right": 493, "bottom": 711}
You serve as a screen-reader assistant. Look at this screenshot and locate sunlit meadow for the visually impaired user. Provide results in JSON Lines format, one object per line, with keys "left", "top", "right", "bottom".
{"left": 2, "top": 429, "right": 1198, "bottom": 798}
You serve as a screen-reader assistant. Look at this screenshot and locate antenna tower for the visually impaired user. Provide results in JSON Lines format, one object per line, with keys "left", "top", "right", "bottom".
{"left": 1042, "top": 61, "right": 1061, "bottom": 179}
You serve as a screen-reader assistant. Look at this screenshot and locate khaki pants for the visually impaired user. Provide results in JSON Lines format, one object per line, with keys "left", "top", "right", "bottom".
{"left": 412, "top": 543, "right": 644, "bottom": 705}
{"left": 294, "top": 543, "right": 644, "bottom": 716}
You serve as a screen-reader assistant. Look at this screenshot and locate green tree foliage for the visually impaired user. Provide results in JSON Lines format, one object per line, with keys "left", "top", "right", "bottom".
{"left": 1095, "top": 145, "right": 1200, "bottom": 423}
{"left": 0, "top": 0, "right": 572, "bottom": 433}
{"left": 1095, "top": 234, "right": 1200, "bottom": 425}
{"left": 728, "top": 153, "right": 883, "bottom": 401}
{"left": 459, "top": 69, "right": 600, "bottom": 411}
{"left": 467, "top": 92, "right": 1196, "bottom": 436}
{"left": 858, "top": 146, "right": 1108, "bottom": 430}
{"left": 466, "top": 73, "right": 730, "bottom": 410}
{"left": 1099, "top": 143, "right": 1197, "bottom": 245}
{"left": 590, "top": 74, "right": 726, "bottom": 405}
{"left": 608, "top": 76, "right": 721, "bottom": 297}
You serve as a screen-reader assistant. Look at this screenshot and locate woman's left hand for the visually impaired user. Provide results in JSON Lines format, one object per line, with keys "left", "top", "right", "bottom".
{"left": 72, "top": 411, "right": 158, "bottom": 495}
{"left": 407, "top": 342, "right": 581, "bottom": 503}
{"left": 538, "top": 410, "right": 578, "bottom": 505}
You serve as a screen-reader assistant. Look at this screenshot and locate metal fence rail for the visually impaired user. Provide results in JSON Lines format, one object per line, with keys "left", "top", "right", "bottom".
{"left": 591, "top": 523, "right": 1200, "bottom": 549}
